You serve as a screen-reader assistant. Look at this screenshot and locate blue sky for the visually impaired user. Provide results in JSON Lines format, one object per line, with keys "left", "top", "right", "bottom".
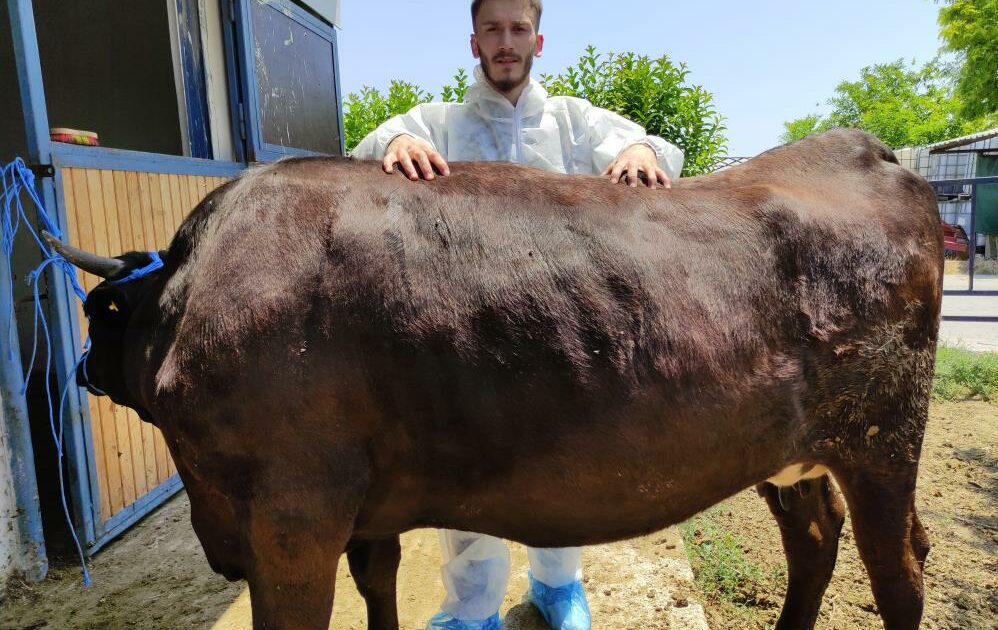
{"left": 336, "top": 1, "right": 946, "bottom": 157}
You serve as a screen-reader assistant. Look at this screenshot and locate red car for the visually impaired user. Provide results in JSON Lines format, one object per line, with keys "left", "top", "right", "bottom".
{"left": 941, "top": 221, "right": 970, "bottom": 259}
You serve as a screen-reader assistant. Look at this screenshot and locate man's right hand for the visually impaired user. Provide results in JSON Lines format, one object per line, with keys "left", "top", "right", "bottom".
{"left": 383, "top": 135, "right": 450, "bottom": 181}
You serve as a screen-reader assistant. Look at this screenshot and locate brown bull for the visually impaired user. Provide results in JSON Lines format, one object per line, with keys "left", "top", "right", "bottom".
{"left": 49, "top": 128, "right": 942, "bottom": 630}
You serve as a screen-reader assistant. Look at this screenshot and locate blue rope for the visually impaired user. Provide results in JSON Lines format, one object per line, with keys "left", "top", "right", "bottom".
{"left": 108, "top": 251, "right": 163, "bottom": 285}
{"left": 3, "top": 157, "right": 91, "bottom": 586}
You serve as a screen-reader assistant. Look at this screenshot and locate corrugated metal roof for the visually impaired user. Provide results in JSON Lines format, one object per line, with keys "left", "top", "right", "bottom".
{"left": 926, "top": 128, "right": 998, "bottom": 153}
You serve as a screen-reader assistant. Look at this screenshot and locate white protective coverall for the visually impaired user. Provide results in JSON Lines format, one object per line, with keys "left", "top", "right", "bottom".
{"left": 351, "top": 66, "right": 684, "bottom": 623}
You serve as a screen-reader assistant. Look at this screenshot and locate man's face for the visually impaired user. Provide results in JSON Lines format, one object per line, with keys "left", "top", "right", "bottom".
{"left": 471, "top": 0, "right": 543, "bottom": 95}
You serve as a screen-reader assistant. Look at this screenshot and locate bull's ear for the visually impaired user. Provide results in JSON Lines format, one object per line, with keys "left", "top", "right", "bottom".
{"left": 84, "top": 286, "right": 132, "bottom": 330}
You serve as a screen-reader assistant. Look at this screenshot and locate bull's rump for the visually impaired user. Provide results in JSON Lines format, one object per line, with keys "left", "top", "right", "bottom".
{"left": 158, "top": 129, "right": 942, "bottom": 544}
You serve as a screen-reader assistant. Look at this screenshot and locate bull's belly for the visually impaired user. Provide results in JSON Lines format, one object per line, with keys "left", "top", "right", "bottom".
{"left": 357, "top": 444, "right": 828, "bottom": 548}
{"left": 351, "top": 365, "right": 824, "bottom": 545}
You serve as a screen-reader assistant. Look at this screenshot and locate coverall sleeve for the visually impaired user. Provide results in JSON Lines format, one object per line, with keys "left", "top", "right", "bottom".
{"left": 349, "top": 104, "right": 442, "bottom": 160}
{"left": 584, "top": 105, "right": 685, "bottom": 180}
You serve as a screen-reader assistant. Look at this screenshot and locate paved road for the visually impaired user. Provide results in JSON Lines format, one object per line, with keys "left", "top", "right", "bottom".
{"left": 940, "top": 274, "right": 997, "bottom": 352}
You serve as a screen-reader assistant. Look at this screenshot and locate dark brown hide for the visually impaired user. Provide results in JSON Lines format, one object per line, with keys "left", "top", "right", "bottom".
{"left": 84, "top": 129, "right": 940, "bottom": 629}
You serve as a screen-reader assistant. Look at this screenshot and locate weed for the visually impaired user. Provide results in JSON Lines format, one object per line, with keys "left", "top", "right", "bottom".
{"left": 934, "top": 346, "right": 998, "bottom": 401}
{"left": 679, "top": 506, "right": 779, "bottom": 608}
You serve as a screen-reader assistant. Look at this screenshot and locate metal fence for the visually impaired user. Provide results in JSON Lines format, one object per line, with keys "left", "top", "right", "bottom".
{"left": 930, "top": 175, "right": 998, "bottom": 323}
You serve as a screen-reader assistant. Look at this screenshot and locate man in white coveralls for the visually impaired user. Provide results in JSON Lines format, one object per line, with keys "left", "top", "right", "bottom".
{"left": 351, "top": 1, "right": 685, "bottom": 629}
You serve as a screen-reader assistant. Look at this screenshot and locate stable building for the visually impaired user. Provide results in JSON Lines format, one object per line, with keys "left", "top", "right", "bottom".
{"left": 1, "top": 0, "right": 343, "bottom": 589}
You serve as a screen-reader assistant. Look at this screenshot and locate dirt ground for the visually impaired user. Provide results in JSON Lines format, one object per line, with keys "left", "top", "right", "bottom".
{"left": 1, "top": 400, "right": 993, "bottom": 630}
{"left": 694, "top": 400, "right": 997, "bottom": 630}
{"left": 0, "top": 504, "right": 707, "bottom": 629}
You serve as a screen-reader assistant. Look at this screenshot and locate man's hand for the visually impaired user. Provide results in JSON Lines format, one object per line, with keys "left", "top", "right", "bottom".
{"left": 383, "top": 135, "right": 450, "bottom": 181}
{"left": 602, "top": 144, "right": 671, "bottom": 189}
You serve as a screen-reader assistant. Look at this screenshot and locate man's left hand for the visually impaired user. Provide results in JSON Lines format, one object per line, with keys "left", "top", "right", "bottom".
{"left": 602, "top": 144, "right": 671, "bottom": 189}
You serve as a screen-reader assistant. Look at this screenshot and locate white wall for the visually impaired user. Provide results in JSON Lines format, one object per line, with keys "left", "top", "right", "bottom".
{"left": 0, "top": 390, "right": 23, "bottom": 593}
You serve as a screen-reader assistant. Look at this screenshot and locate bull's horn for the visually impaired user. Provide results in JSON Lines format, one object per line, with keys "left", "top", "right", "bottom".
{"left": 42, "top": 231, "right": 126, "bottom": 278}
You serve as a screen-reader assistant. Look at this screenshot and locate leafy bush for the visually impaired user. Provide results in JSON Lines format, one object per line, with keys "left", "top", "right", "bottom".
{"left": 540, "top": 46, "right": 727, "bottom": 176}
{"left": 441, "top": 68, "right": 471, "bottom": 104}
{"left": 343, "top": 48, "right": 728, "bottom": 175}
{"left": 342, "top": 80, "right": 433, "bottom": 153}
{"left": 934, "top": 346, "right": 998, "bottom": 401}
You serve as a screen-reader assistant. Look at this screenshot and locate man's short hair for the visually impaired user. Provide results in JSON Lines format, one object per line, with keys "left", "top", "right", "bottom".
{"left": 471, "top": 0, "right": 543, "bottom": 30}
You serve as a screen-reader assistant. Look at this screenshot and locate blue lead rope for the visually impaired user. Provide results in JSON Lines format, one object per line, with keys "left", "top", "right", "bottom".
{"left": 2, "top": 157, "right": 144, "bottom": 587}
{"left": 108, "top": 251, "right": 163, "bottom": 285}
{"left": 4, "top": 157, "right": 164, "bottom": 586}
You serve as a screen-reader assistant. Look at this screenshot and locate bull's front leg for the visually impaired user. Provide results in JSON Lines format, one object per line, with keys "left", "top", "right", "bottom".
{"left": 243, "top": 484, "right": 364, "bottom": 630}
{"left": 347, "top": 536, "right": 403, "bottom": 630}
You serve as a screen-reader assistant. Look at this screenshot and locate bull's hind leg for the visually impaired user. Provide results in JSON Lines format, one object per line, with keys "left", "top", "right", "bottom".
{"left": 834, "top": 466, "right": 928, "bottom": 630}
{"left": 347, "top": 536, "right": 402, "bottom": 630}
{"left": 757, "top": 475, "right": 846, "bottom": 630}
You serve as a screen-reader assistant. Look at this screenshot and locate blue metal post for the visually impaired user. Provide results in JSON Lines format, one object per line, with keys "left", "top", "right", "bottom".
{"left": 4, "top": 0, "right": 49, "bottom": 582}
{"left": 968, "top": 185, "right": 976, "bottom": 292}
{"left": 8, "top": 0, "right": 99, "bottom": 551}
{"left": 0, "top": 257, "right": 47, "bottom": 582}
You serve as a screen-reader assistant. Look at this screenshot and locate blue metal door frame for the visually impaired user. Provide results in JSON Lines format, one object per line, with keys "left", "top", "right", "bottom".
{"left": 6, "top": 0, "right": 344, "bottom": 565}
{"left": 175, "top": 0, "right": 214, "bottom": 159}
{"left": 6, "top": 0, "right": 92, "bottom": 573}
{"left": 230, "top": 0, "right": 345, "bottom": 162}
{"left": 6, "top": 0, "right": 245, "bottom": 561}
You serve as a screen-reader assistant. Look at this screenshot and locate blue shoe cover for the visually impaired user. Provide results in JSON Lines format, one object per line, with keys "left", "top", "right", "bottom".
{"left": 426, "top": 611, "right": 502, "bottom": 630}
{"left": 523, "top": 573, "right": 591, "bottom": 630}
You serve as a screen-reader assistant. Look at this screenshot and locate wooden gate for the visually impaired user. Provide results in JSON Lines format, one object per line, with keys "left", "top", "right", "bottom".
{"left": 49, "top": 147, "right": 241, "bottom": 551}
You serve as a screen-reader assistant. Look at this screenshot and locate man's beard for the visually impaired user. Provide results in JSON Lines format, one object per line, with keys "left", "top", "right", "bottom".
{"left": 481, "top": 50, "right": 535, "bottom": 93}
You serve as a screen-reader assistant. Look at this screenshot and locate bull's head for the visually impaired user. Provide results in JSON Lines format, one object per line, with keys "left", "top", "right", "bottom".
{"left": 42, "top": 231, "right": 164, "bottom": 421}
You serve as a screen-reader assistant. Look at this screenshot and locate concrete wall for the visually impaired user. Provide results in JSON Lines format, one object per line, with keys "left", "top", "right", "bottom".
{"left": 0, "top": 390, "right": 22, "bottom": 594}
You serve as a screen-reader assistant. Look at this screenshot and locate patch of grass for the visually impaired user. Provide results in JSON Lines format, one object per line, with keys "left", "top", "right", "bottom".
{"left": 934, "top": 346, "right": 998, "bottom": 402}
{"left": 679, "top": 506, "right": 779, "bottom": 608}
{"left": 944, "top": 256, "right": 998, "bottom": 276}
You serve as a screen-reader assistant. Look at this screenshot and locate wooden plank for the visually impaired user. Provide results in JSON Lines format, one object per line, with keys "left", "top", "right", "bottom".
{"left": 125, "top": 172, "right": 145, "bottom": 250}
{"left": 157, "top": 173, "right": 176, "bottom": 244}
{"left": 81, "top": 169, "right": 121, "bottom": 516}
{"left": 109, "top": 170, "right": 151, "bottom": 512}
{"left": 112, "top": 172, "right": 134, "bottom": 254}
{"left": 69, "top": 170, "right": 97, "bottom": 292}
{"left": 152, "top": 429, "right": 170, "bottom": 483}
{"left": 181, "top": 176, "right": 196, "bottom": 216}
{"left": 190, "top": 177, "right": 201, "bottom": 205}
{"left": 94, "top": 170, "right": 134, "bottom": 515}
{"left": 150, "top": 176, "right": 173, "bottom": 483}
{"left": 125, "top": 172, "right": 155, "bottom": 497}
{"left": 69, "top": 168, "right": 126, "bottom": 516}
{"left": 136, "top": 173, "right": 160, "bottom": 493}
{"left": 149, "top": 174, "right": 169, "bottom": 251}
{"left": 196, "top": 176, "right": 208, "bottom": 204}
{"left": 168, "top": 174, "right": 184, "bottom": 232}
{"left": 62, "top": 170, "right": 88, "bottom": 343}
{"left": 60, "top": 171, "right": 111, "bottom": 522}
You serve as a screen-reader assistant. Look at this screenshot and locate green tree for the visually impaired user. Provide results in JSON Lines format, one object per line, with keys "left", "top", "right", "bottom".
{"left": 441, "top": 68, "right": 471, "bottom": 104}
{"left": 938, "top": 0, "right": 998, "bottom": 119}
{"left": 343, "top": 49, "right": 728, "bottom": 175}
{"left": 342, "top": 80, "right": 433, "bottom": 152}
{"left": 780, "top": 59, "right": 988, "bottom": 147}
{"left": 541, "top": 46, "right": 727, "bottom": 176}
